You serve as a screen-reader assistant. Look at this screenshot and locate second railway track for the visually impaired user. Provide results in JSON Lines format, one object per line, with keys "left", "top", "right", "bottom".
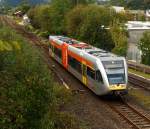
{"left": 128, "top": 73, "right": 150, "bottom": 91}
{"left": 107, "top": 97, "right": 150, "bottom": 129}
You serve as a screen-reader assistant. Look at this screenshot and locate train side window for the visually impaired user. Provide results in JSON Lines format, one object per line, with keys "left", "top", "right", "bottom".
{"left": 54, "top": 47, "right": 62, "bottom": 58}
{"left": 96, "top": 71, "right": 103, "bottom": 83}
{"left": 87, "top": 67, "right": 95, "bottom": 80}
{"left": 68, "top": 56, "right": 76, "bottom": 68}
{"left": 68, "top": 56, "right": 81, "bottom": 73}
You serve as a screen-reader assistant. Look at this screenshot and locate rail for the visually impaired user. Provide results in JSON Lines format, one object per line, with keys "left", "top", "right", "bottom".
{"left": 128, "top": 73, "right": 150, "bottom": 91}
{"left": 108, "top": 97, "right": 150, "bottom": 129}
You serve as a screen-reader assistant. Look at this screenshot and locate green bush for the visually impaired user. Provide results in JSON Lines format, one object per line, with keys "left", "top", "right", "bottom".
{"left": 28, "top": 0, "right": 72, "bottom": 34}
{"left": 0, "top": 25, "right": 75, "bottom": 129}
{"left": 27, "top": 0, "right": 96, "bottom": 35}
{"left": 110, "top": 20, "right": 128, "bottom": 56}
{"left": 0, "top": 26, "right": 53, "bottom": 129}
{"left": 138, "top": 31, "right": 150, "bottom": 65}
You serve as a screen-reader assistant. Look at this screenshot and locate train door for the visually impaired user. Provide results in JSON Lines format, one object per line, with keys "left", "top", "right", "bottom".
{"left": 62, "top": 43, "right": 68, "bottom": 69}
{"left": 82, "top": 62, "right": 87, "bottom": 86}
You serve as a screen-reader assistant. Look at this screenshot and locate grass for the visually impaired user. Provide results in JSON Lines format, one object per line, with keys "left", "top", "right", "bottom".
{"left": 128, "top": 68, "right": 150, "bottom": 79}
{"left": 129, "top": 88, "right": 150, "bottom": 110}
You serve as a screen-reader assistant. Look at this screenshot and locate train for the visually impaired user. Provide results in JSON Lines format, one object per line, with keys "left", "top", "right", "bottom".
{"left": 49, "top": 36, "right": 128, "bottom": 95}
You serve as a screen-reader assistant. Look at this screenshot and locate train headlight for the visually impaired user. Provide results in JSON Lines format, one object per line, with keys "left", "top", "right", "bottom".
{"left": 109, "top": 84, "right": 126, "bottom": 90}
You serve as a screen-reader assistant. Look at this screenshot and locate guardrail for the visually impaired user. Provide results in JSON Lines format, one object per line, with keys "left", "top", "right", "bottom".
{"left": 128, "top": 61, "right": 150, "bottom": 74}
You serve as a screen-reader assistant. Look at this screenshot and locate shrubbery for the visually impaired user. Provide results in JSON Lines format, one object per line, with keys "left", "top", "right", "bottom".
{"left": 0, "top": 24, "right": 76, "bottom": 129}
{"left": 28, "top": 0, "right": 73, "bottom": 35}
{"left": 65, "top": 5, "right": 116, "bottom": 51}
{"left": 110, "top": 20, "right": 128, "bottom": 56}
{"left": 138, "top": 31, "right": 150, "bottom": 65}
{"left": 65, "top": 4, "right": 128, "bottom": 55}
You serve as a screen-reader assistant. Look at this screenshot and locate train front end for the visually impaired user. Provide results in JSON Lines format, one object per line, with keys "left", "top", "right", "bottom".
{"left": 101, "top": 58, "right": 128, "bottom": 95}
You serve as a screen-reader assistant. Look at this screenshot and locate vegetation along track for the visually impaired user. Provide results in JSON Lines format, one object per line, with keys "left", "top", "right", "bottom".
{"left": 2, "top": 15, "right": 150, "bottom": 129}
{"left": 108, "top": 96, "right": 150, "bottom": 129}
{"left": 1, "top": 15, "right": 70, "bottom": 90}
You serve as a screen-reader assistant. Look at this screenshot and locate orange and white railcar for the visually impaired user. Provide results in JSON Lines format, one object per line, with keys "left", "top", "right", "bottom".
{"left": 49, "top": 36, "right": 128, "bottom": 95}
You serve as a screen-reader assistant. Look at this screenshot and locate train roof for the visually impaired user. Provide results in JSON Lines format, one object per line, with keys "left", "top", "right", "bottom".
{"left": 49, "top": 36, "right": 121, "bottom": 59}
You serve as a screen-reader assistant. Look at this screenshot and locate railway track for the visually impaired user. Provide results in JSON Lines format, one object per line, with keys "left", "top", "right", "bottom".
{"left": 108, "top": 97, "right": 150, "bottom": 129}
{"left": 127, "top": 61, "right": 150, "bottom": 91}
{"left": 128, "top": 61, "right": 150, "bottom": 91}
{"left": 128, "top": 73, "right": 150, "bottom": 91}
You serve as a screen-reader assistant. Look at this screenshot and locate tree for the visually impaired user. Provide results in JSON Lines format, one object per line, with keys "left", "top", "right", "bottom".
{"left": 70, "top": 0, "right": 96, "bottom": 6}
{"left": 16, "top": 4, "right": 31, "bottom": 14}
{"left": 127, "top": 0, "right": 150, "bottom": 10}
{"left": 28, "top": 0, "right": 73, "bottom": 34}
{"left": 28, "top": 6, "right": 41, "bottom": 29}
{"left": 50, "top": 0, "right": 96, "bottom": 34}
{"left": 109, "top": 0, "right": 126, "bottom": 6}
{"left": 50, "top": 0, "right": 73, "bottom": 34}
{"left": 138, "top": 31, "right": 150, "bottom": 65}
{"left": 66, "top": 5, "right": 115, "bottom": 51}
{"left": 110, "top": 20, "right": 128, "bottom": 56}
{"left": 109, "top": 0, "right": 150, "bottom": 10}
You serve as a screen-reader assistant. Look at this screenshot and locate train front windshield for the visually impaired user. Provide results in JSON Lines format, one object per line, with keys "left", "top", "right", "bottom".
{"left": 102, "top": 60, "right": 126, "bottom": 85}
{"left": 107, "top": 74, "right": 125, "bottom": 85}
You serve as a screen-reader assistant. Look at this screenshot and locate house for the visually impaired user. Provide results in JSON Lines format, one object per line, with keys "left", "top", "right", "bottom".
{"left": 126, "top": 21, "right": 150, "bottom": 63}
{"left": 112, "top": 6, "right": 125, "bottom": 13}
{"left": 13, "top": 10, "right": 23, "bottom": 17}
{"left": 146, "top": 10, "right": 150, "bottom": 17}
{"left": 146, "top": 9, "right": 150, "bottom": 21}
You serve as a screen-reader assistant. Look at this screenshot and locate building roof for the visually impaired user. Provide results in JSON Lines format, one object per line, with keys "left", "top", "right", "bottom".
{"left": 112, "top": 6, "right": 125, "bottom": 13}
{"left": 146, "top": 10, "right": 150, "bottom": 17}
{"left": 126, "top": 21, "right": 150, "bottom": 30}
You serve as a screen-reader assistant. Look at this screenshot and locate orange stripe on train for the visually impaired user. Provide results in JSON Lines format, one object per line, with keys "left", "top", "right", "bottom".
{"left": 50, "top": 40, "right": 93, "bottom": 69}
{"left": 68, "top": 50, "right": 93, "bottom": 68}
